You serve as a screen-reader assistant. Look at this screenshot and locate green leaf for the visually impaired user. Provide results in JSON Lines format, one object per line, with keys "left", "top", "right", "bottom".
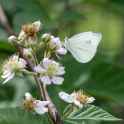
{"left": 0, "top": 107, "right": 49, "bottom": 124}
{"left": 64, "top": 105, "right": 121, "bottom": 124}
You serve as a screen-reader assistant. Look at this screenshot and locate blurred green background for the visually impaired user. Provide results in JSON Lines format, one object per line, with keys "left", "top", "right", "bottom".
{"left": 0, "top": 0, "right": 124, "bottom": 124}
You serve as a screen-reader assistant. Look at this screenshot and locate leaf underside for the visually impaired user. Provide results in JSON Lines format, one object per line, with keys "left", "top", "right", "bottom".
{"left": 64, "top": 105, "right": 121, "bottom": 124}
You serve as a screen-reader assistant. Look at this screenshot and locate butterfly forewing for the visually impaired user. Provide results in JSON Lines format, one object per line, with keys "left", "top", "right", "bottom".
{"left": 65, "top": 32, "right": 102, "bottom": 63}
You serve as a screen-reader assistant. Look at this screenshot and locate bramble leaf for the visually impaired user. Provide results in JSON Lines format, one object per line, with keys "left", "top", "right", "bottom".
{"left": 64, "top": 105, "right": 121, "bottom": 124}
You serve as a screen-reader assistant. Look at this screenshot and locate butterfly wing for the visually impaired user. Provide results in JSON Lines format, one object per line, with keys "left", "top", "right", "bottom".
{"left": 65, "top": 32, "right": 102, "bottom": 63}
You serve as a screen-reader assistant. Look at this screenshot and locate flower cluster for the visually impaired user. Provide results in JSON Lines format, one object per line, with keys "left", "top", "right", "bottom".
{"left": 4, "top": 21, "right": 66, "bottom": 86}
{"left": 8, "top": 21, "right": 41, "bottom": 47}
{"left": 59, "top": 90, "right": 95, "bottom": 108}
{"left": 34, "top": 58, "right": 65, "bottom": 85}
{"left": 1, "top": 55, "right": 27, "bottom": 84}
{"left": 23, "top": 92, "right": 49, "bottom": 115}
{"left": 1, "top": 20, "right": 68, "bottom": 114}
{"left": 42, "top": 33, "right": 67, "bottom": 56}
{"left": 1, "top": 20, "right": 97, "bottom": 117}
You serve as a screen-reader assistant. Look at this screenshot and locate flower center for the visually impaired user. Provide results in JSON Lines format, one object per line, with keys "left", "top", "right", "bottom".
{"left": 22, "top": 24, "right": 36, "bottom": 37}
{"left": 23, "top": 99, "right": 35, "bottom": 111}
{"left": 47, "top": 64, "right": 58, "bottom": 76}
{"left": 74, "top": 91, "right": 89, "bottom": 104}
{"left": 76, "top": 95, "right": 88, "bottom": 104}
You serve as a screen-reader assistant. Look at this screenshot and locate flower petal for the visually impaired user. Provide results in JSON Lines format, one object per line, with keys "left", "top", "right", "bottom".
{"left": 87, "top": 97, "right": 95, "bottom": 103}
{"left": 42, "top": 58, "right": 52, "bottom": 69}
{"left": 33, "top": 20, "right": 41, "bottom": 32}
{"left": 51, "top": 76, "right": 64, "bottom": 85}
{"left": 57, "top": 66, "right": 65, "bottom": 75}
{"left": 18, "top": 31, "right": 26, "bottom": 41}
{"left": 73, "top": 100, "right": 83, "bottom": 108}
{"left": 38, "top": 101, "right": 50, "bottom": 106}
{"left": 34, "top": 106, "right": 48, "bottom": 115}
{"left": 2, "top": 73, "right": 15, "bottom": 84}
{"left": 51, "top": 37, "right": 61, "bottom": 48}
{"left": 19, "top": 58, "right": 27, "bottom": 68}
{"left": 42, "top": 33, "right": 50, "bottom": 39}
{"left": 25, "top": 92, "right": 33, "bottom": 101}
{"left": 59, "top": 91, "right": 74, "bottom": 103}
{"left": 33, "top": 100, "right": 49, "bottom": 115}
{"left": 56, "top": 48, "right": 67, "bottom": 55}
{"left": 34, "top": 65, "right": 46, "bottom": 73}
{"left": 1, "top": 70, "right": 12, "bottom": 78}
{"left": 40, "top": 76, "right": 51, "bottom": 85}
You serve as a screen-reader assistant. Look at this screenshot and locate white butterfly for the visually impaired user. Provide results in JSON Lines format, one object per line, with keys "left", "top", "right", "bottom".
{"left": 64, "top": 32, "right": 102, "bottom": 63}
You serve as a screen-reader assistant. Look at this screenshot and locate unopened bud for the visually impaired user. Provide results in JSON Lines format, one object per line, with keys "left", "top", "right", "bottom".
{"left": 25, "top": 92, "right": 33, "bottom": 101}
{"left": 8, "top": 35, "right": 17, "bottom": 43}
{"left": 23, "top": 48, "right": 32, "bottom": 57}
{"left": 33, "top": 20, "right": 42, "bottom": 32}
{"left": 57, "top": 48, "right": 67, "bottom": 55}
{"left": 42, "top": 33, "right": 51, "bottom": 40}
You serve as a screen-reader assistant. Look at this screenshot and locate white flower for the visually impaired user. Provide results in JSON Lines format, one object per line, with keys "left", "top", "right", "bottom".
{"left": 59, "top": 91, "right": 95, "bottom": 108}
{"left": 8, "top": 21, "right": 41, "bottom": 47}
{"left": 23, "top": 92, "right": 49, "bottom": 115}
{"left": 42, "top": 33, "right": 67, "bottom": 55}
{"left": 50, "top": 35, "right": 67, "bottom": 55}
{"left": 34, "top": 58, "right": 65, "bottom": 85}
{"left": 1, "top": 55, "right": 27, "bottom": 84}
{"left": 13, "top": 20, "right": 42, "bottom": 46}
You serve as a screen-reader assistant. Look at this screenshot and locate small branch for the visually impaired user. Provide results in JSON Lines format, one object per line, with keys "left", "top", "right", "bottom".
{"left": 0, "top": 4, "right": 15, "bottom": 35}
{"left": 43, "top": 85, "right": 63, "bottom": 124}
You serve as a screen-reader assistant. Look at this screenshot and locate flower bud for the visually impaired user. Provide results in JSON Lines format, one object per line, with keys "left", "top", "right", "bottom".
{"left": 25, "top": 92, "right": 33, "bottom": 101}
{"left": 57, "top": 48, "right": 67, "bottom": 55}
{"left": 23, "top": 48, "right": 32, "bottom": 57}
{"left": 33, "top": 20, "right": 42, "bottom": 32}
{"left": 8, "top": 35, "right": 17, "bottom": 43}
{"left": 42, "top": 33, "right": 51, "bottom": 41}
